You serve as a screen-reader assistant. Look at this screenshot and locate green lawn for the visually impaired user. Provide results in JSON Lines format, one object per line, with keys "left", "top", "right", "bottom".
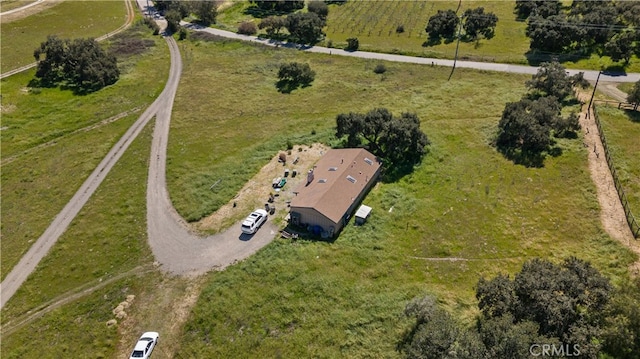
{"left": 0, "top": 22, "right": 170, "bottom": 281}
{"left": 212, "top": 0, "right": 640, "bottom": 72}
{"left": 0, "top": 0, "right": 126, "bottom": 72}
{"left": 595, "top": 105, "right": 640, "bottom": 236}
{"left": 169, "top": 37, "right": 636, "bottom": 357}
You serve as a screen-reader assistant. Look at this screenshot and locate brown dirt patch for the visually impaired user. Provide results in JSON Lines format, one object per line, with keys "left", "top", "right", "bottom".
{"left": 578, "top": 91, "right": 640, "bottom": 276}
{"left": 0, "top": 0, "right": 63, "bottom": 23}
{"left": 196, "top": 143, "right": 329, "bottom": 233}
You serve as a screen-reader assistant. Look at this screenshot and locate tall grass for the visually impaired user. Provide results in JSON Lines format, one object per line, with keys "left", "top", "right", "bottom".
{"left": 171, "top": 38, "right": 636, "bottom": 356}
{"left": 0, "top": 0, "right": 126, "bottom": 72}
{"left": 0, "top": 23, "right": 170, "bottom": 280}
{"left": 596, "top": 105, "right": 640, "bottom": 226}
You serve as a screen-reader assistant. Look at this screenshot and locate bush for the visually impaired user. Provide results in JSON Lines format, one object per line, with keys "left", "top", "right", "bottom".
{"left": 396, "top": 24, "right": 405, "bottom": 33}
{"left": 238, "top": 21, "right": 258, "bottom": 35}
{"left": 178, "top": 28, "right": 188, "bottom": 40}
{"left": 142, "top": 17, "right": 161, "bottom": 35}
{"left": 326, "top": 39, "right": 334, "bottom": 48}
{"left": 373, "top": 63, "right": 387, "bottom": 74}
{"left": 346, "top": 37, "right": 359, "bottom": 51}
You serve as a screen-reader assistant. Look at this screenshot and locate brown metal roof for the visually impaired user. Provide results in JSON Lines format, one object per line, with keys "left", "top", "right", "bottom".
{"left": 290, "top": 148, "right": 382, "bottom": 224}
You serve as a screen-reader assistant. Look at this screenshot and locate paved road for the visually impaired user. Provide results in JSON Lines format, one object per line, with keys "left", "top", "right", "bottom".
{"left": 181, "top": 23, "right": 640, "bottom": 84}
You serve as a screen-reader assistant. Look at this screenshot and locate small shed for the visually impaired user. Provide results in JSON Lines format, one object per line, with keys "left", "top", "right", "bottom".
{"left": 355, "top": 204, "right": 372, "bottom": 225}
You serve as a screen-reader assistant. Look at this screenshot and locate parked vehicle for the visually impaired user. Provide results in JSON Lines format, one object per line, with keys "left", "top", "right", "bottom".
{"left": 241, "top": 209, "right": 268, "bottom": 234}
{"left": 129, "top": 332, "right": 159, "bottom": 359}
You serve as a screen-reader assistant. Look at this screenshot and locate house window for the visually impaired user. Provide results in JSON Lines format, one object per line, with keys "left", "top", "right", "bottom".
{"left": 346, "top": 175, "right": 357, "bottom": 183}
{"left": 364, "top": 157, "right": 373, "bottom": 165}
{"left": 329, "top": 167, "right": 338, "bottom": 171}
{"left": 318, "top": 179, "right": 327, "bottom": 183}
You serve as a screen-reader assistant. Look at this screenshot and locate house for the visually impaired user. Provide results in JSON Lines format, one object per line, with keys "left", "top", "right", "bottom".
{"left": 289, "top": 148, "right": 382, "bottom": 237}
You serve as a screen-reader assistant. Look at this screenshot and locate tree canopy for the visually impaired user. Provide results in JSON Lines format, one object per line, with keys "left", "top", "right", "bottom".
{"left": 526, "top": 61, "right": 589, "bottom": 100}
{"left": 628, "top": 80, "right": 640, "bottom": 105}
{"left": 33, "top": 35, "right": 119, "bottom": 93}
{"left": 192, "top": 0, "right": 217, "bottom": 26}
{"left": 462, "top": 7, "right": 498, "bottom": 39}
{"left": 276, "top": 62, "right": 315, "bottom": 93}
{"left": 285, "top": 12, "right": 325, "bottom": 45}
{"left": 425, "top": 9, "right": 459, "bottom": 41}
{"left": 335, "top": 108, "right": 430, "bottom": 169}
{"left": 400, "top": 257, "right": 639, "bottom": 359}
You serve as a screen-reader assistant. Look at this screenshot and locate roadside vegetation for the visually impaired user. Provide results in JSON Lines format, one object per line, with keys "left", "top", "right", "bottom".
{"left": 595, "top": 105, "right": 640, "bottom": 228}
{"left": 208, "top": 0, "right": 640, "bottom": 72}
{"left": 0, "top": 0, "right": 126, "bottom": 72}
{"left": 1, "top": 21, "right": 170, "bottom": 280}
{"left": 166, "top": 38, "right": 636, "bottom": 356}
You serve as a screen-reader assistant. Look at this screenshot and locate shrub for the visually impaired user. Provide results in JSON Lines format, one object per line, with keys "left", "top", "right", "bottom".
{"left": 346, "top": 37, "right": 359, "bottom": 51}
{"left": 238, "top": 21, "right": 258, "bottom": 35}
{"left": 326, "top": 39, "right": 334, "bottom": 48}
{"left": 374, "top": 64, "right": 387, "bottom": 74}
{"left": 178, "top": 28, "right": 188, "bottom": 40}
{"left": 396, "top": 24, "right": 405, "bottom": 33}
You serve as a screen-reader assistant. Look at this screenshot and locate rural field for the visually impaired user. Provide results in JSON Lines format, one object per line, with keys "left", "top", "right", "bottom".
{"left": 0, "top": 20, "right": 170, "bottom": 281}
{"left": 166, "top": 37, "right": 636, "bottom": 356}
{"left": 1, "top": 1, "right": 639, "bottom": 358}
{"left": 0, "top": 0, "right": 127, "bottom": 72}
{"left": 213, "top": 0, "right": 640, "bottom": 72}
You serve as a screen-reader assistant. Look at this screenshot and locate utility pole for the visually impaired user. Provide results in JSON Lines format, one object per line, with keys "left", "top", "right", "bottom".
{"left": 448, "top": 13, "right": 463, "bottom": 81}
{"left": 587, "top": 71, "right": 602, "bottom": 119}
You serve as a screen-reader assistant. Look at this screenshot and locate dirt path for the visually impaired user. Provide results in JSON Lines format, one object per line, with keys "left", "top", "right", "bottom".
{"left": 579, "top": 93, "right": 640, "bottom": 275}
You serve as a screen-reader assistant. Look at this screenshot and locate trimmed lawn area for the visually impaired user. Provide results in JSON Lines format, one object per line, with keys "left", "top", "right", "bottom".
{"left": 0, "top": 23, "right": 169, "bottom": 280}
{"left": 169, "top": 38, "right": 636, "bottom": 357}
{"left": 1, "top": 0, "right": 126, "bottom": 72}
{"left": 595, "top": 105, "right": 640, "bottom": 234}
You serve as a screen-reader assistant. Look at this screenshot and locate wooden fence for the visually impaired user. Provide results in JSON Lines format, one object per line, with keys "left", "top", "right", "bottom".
{"left": 592, "top": 104, "right": 640, "bottom": 238}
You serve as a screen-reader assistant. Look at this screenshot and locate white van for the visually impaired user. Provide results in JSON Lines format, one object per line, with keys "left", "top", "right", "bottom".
{"left": 241, "top": 209, "right": 268, "bottom": 234}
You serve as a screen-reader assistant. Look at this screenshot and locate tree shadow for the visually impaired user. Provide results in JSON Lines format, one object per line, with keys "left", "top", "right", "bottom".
{"left": 497, "top": 146, "right": 545, "bottom": 168}
{"left": 624, "top": 109, "right": 640, "bottom": 123}
{"left": 276, "top": 79, "right": 298, "bottom": 94}
{"left": 380, "top": 162, "right": 419, "bottom": 183}
{"left": 243, "top": 5, "right": 290, "bottom": 19}
{"left": 524, "top": 50, "right": 590, "bottom": 67}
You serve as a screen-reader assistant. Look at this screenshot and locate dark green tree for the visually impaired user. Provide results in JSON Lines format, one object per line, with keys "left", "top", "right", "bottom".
{"left": 276, "top": 62, "right": 315, "bottom": 93}
{"left": 496, "top": 99, "right": 554, "bottom": 153}
{"left": 477, "top": 314, "right": 544, "bottom": 359}
{"left": 401, "top": 296, "right": 460, "bottom": 359}
{"left": 164, "top": 9, "right": 182, "bottom": 33}
{"left": 285, "top": 12, "right": 325, "bottom": 45}
{"left": 307, "top": 0, "right": 329, "bottom": 20}
{"left": 425, "top": 9, "right": 459, "bottom": 41}
{"left": 33, "top": 36, "right": 119, "bottom": 93}
{"left": 526, "top": 14, "right": 582, "bottom": 53}
{"left": 193, "top": 0, "right": 217, "bottom": 26}
{"left": 259, "top": 16, "right": 287, "bottom": 37}
{"left": 627, "top": 80, "right": 640, "bottom": 106}
{"left": 345, "top": 37, "right": 359, "bottom": 51}
{"left": 462, "top": 7, "right": 498, "bottom": 39}
{"left": 601, "top": 278, "right": 640, "bottom": 359}
{"left": 604, "top": 31, "right": 636, "bottom": 64}
{"left": 526, "top": 61, "right": 589, "bottom": 100}
{"left": 335, "top": 108, "right": 429, "bottom": 167}
{"left": 33, "top": 35, "right": 68, "bottom": 86}
{"left": 515, "top": 0, "right": 560, "bottom": 19}
{"left": 250, "top": 0, "right": 304, "bottom": 13}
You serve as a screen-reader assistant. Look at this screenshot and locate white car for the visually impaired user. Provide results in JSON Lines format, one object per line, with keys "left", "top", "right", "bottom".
{"left": 129, "top": 332, "right": 159, "bottom": 359}
{"left": 241, "top": 209, "right": 268, "bottom": 234}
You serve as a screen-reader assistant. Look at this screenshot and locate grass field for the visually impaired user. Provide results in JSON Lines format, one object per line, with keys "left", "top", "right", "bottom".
{"left": 213, "top": 0, "right": 640, "bottom": 72}
{"left": 0, "top": 22, "right": 170, "bottom": 281}
{"left": 595, "top": 105, "right": 640, "bottom": 233}
{"left": 166, "top": 38, "right": 636, "bottom": 356}
{"left": 1, "top": 122, "right": 154, "bottom": 358}
{"left": 0, "top": 0, "right": 125, "bottom": 72}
